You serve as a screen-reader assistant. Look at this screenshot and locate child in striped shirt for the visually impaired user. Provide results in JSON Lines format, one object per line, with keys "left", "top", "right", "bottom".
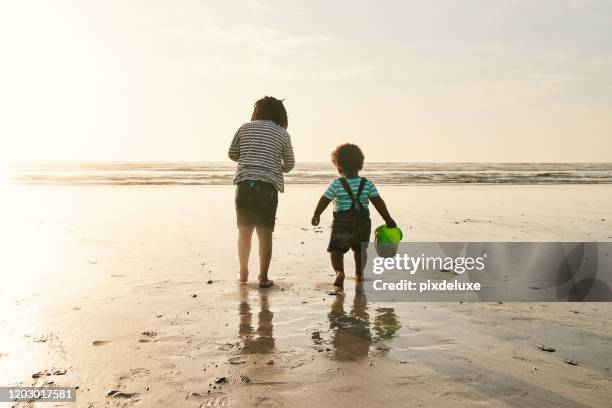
{"left": 229, "top": 96, "right": 295, "bottom": 288}
{"left": 311, "top": 144, "right": 396, "bottom": 288}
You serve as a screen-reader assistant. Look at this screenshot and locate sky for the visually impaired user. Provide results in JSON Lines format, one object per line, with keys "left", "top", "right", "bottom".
{"left": 1, "top": 0, "right": 611, "bottom": 163}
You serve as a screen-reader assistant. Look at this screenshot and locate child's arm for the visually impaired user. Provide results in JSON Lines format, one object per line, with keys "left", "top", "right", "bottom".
{"left": 311, "top": 196, "right": 332, "bottom": 226}
{"left": 370, "top": 196, "right": 397, "bottom": 228}
{"left": 228, "top": 128, "right": 241, "bottom": 162}
{"left": 281, "top": 135, "right": 295, "bottom": 173}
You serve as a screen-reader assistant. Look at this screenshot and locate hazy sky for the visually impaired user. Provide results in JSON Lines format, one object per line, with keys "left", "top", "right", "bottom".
{"left": 1, "top": 0, "right": 611, "bottom": 163}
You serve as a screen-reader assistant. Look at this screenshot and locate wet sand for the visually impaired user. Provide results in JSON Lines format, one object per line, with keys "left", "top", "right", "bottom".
{"left": 2, "top": 185, "right": 612, "bottom": 407}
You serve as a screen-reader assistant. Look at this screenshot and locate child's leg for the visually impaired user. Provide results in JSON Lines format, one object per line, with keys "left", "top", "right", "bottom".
{"left": 353, "top": 250, "right": 366, "bottom": 281}
{"left": 256, "top": 226, "right": 274, "bottom": 288}
{"left": 331, "top": 251, "right": 345, "bottom": 287}
{"left": 238, "top": 226, "right": 255, "bottom": 282}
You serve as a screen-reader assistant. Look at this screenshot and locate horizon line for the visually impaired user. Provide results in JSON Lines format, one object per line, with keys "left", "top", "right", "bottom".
{"left": 9, "top": 160, "right": 612, "bottom": 165}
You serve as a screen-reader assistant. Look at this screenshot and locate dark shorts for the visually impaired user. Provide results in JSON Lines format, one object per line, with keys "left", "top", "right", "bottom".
{"left": 235, "top": 180, "right": 278, "bottom": 230}
{"left": 327, "top": 210, "right": 371, "bottom": 254}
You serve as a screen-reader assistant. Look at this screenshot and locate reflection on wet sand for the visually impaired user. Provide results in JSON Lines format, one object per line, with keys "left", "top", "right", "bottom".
{"left": 238, "top": 285, "right": 275, "bottom": 354}
{"left": 373, "top": 307, "right": 402, "bottom": 342}
{"left": 314, "top": 288, "right": 401, "bottom": 361}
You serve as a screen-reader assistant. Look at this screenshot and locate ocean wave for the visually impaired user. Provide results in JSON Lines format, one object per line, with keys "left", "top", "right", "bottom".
{"left": 11, "top": 162, "right": 612, "bottom": 186}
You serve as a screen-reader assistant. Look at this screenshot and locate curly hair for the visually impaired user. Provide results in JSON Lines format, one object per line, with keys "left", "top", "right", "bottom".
{"left": 251, "top": 96, "right": 288, "bottom": 129}
{"left": 331, "top": 143, "right": 365, "bottom": 174}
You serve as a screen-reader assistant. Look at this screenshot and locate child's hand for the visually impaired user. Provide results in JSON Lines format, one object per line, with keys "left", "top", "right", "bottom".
{"left": 311, "top": 215, "right": 320, "bottom": 226}
{"left": 386, "top": 218, "right": 397, "bottom": 229}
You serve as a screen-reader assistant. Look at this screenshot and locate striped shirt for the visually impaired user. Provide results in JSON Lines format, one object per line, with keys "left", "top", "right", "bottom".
{"left": 228, "top": 120, "right": 295, "bottom": 192}
{"left": 323, "top": 177, "right": 379, "bottom": 212}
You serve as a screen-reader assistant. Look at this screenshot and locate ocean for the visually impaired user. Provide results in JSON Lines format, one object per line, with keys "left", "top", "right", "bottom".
{"left": 11, "top": 162, "right": 612, "bottom": 185}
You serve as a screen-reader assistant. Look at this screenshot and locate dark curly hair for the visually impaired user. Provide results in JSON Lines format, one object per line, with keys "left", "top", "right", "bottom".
{"left": 251, "top": 96, "right": 288, "bottom": 129}
{"left": 331, "top": 143, "right": 365, "bottom": 174}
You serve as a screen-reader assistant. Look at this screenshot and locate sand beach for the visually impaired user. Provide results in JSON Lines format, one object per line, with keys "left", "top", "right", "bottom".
{"left": 2, "top": 182, "right": 612, "bottom": 407}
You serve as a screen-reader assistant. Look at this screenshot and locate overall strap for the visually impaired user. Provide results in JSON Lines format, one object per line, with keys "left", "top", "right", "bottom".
{"left": 356, "top": 177, "right": 367, "bottom": 202}
{"left": 338, "top": 177, "right": 367, "bottom": 211}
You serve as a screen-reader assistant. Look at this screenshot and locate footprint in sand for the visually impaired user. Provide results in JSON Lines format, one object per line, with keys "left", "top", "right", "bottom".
{"left": 330, "top": 385, "right": 354, "bottom": 393}
{"left": 106, "top": 390, "right": 140, "bottom": 399}
{"left": 111, "top": 368, "right": 151, "bottom": 397}
{"left": 32, "top": 369, "right": 68, "bottom": 378}
{"left": 395, "top": 375, "right": 426, "bottom": 386}
{"left": 139, "top": 330, "right": 158, "bottom": 342}
{"left": 32, "top": 333, "right": 58, "bottom": 343}
{"left": 228, "top": 356, "right": 247, "bottom": 365}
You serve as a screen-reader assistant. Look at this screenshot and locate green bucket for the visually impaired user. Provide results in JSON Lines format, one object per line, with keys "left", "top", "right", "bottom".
{"left": 374, "top": 225, "right": 403, "bottom": 257}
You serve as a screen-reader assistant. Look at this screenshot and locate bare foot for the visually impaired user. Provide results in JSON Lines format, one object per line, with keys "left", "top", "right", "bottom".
{"left": 333, "top": 271, "right": 345, "bottom": 288}
{"left": 237, "top": 270, "right": 248, "bottom": 282}
{"left": 355, "top": 280, "right": 364, "bottom": 293}
{"left": 258, "top": 279, "right": 274, "bottom": 288}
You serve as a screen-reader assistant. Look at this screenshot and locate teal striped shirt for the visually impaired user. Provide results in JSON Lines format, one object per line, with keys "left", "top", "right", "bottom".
{"left": 323, "top": 177, "right": 379, "bottom": 212}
